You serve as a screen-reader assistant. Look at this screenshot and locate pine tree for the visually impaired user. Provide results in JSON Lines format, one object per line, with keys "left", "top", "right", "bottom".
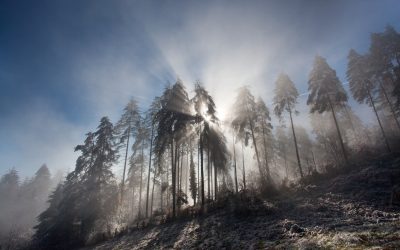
{"left": 0, "top": 168, "right": 19, "bottom": 200}
{"left": 192, "top": 82, "right": 220, "bottom": 205}
{"left": 80, "top": 117, "right": 118, "bottom": 239}
{"left": 347, "top": 49, "right": 391, "bottom": 152}
{"left": 231, "top": 86, "right": 264, "bottom": 185}
{"left": 307, "top": 56, "right": 349, "bottom": 164}
{"left": 154, "top": 79, "right": 192, "bottom": 217}
{"left": 255, "top": 97, "right": 273, "bottom": 183}
{"left": 369, "top": 26, "right": 400, "bottom": 129}
{"left": 115, "top": 99, "right": 140, "bottom": 203}
{"left": 273, "top": 73, "right": 304, "bottom": 178}
{"left": 34, "top": 132, "right": 95, "bottom": 248}
{"left": 145, "top": 97, "right": 161, "bottom": 218}
{"left": 33, "top": 183, "right": 64, "bottom": 249}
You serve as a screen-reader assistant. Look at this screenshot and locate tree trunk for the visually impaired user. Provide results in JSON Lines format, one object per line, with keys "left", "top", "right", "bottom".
{"left": 120, "top": 124, "right": 131, "bottom": 203}
{"left": 180, "top": 148, "right": 184, "bottom": 192}
{"left": 241, "top": 143, "right": 246, "bottom": 190}
{"left": 138, "top": 142, "right": 144, "bottom": 219}
{"left": 380, "top": 80, "right": 400, "bottom": 131}
{"left": 176, "top": 146, "right": 180, "bottom": 212}
{"left": 282, "top": 144, "right": 288, "bottom": 179}
{"left": 248, "top": 118, "right": 264, "bottom": 183}
{"left": 232, "top": 134, "right": 238, "bottom": 193}
{"left": 288, "top": 107, "right": 304, "bottom": 178}
{"left": 327, "top": 98, "right": 348, "bottom": 164}
{"left": 166, "top": 159, "right": 169, "bottom": 212}
{"left": 131, "top": 185, "right": 135, "bottom": 220}
{"left": 368, "top": 90, "right": 391, "bottom": 152}
{"left": 145, "top": 125, "right": 154, "bottom": 218}
{"left": 171, "top": 139, "right": 176, "bottom": 218}
{"left": 262, "top": 124, "right": 270, "bottom": 183}
{"left": 207, "top": 145, "right": 210, "bottom": 200}
{"left": 150, "top": 168, "right": 156, "bottom": 217}
{"left": 185, "top": 147, "right": 189, "bottom": 197}
{"left": 200, "top": 126, "right": 205, "bottom": 207}
{"left": 214, "top": 154, "right": 218, "bottom": 200}
{"left": 160, "top": 166, "right": 163, "bottom": 213}
{"left": 197, "top": 139, "right": 200, "bottom": 203}
{"left": 311, "top": 150, "right": 317, "bottom": 172}
{"left": 175, "top": 142, "right": 179, "bottom": 215}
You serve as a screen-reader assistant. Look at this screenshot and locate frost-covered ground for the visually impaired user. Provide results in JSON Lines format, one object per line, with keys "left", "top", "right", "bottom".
{"left": 85, "top": 156, "right": 400, "bottom": 249}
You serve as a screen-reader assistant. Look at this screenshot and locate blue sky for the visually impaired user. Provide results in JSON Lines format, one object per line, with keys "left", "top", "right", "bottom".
{"left": 1, "top": 0, "right": 400, "bottom": 177}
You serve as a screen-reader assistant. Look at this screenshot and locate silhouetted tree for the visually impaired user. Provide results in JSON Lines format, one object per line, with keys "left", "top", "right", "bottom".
{"left": 154, "top": 80, "right": 192, "bottom": 217}
{"left": 79, "top": 117, "right": 118, "bottom": 239}
{"left": 308, "top": 56, "right": 349, "bottom": 164}
{"left": 115, "top": 99, "right": 140, "bottom": 203}
{"left": 347, "top": 49, "right": 391, "bottom": 152}
{"left": 369, "top": 26, "right": 400, "bottom": 129}
{"left": 33, "top": 183, "right": 64, "bottom": 249}
{"left": 145, "top": 97, "right": 161, "bottom": 218}
{"left": 255, "top": 97, "right": 273, "bottom": 183}
{"left": 192, "top": 82, "right": 221, "bottom": 204}
{"left": 232, "top": 87, "right": 264, "bottom": 185}
{"left": 273, "top": 73, "right": 304, "bottom": 178}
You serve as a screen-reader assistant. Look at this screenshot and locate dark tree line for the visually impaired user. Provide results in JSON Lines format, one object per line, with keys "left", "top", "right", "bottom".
{"left": 0, "top": 164, "right": 60, "bottom": 249}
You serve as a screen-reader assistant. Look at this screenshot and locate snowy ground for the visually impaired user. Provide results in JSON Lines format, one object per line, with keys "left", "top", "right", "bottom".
{"left": 85, "top": 156, "right": 400, "bottom": 249}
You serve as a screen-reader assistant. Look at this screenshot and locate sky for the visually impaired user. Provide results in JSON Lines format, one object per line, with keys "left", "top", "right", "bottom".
{"left": 1, "top": 0, "right": 400, "bottom": 178}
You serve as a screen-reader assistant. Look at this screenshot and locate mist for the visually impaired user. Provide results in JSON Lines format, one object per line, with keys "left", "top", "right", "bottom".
{"left": 1, "top": 1, "right": 400, "bottom": 249}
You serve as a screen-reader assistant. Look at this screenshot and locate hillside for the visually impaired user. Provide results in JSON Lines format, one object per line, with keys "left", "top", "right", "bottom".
{"left": 84, "top": 154, "right": 400, "bottom": 249}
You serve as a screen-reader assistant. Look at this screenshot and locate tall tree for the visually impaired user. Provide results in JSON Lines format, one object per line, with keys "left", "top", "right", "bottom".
{"left": 145, "top": 97, "right": 161, "bottom": 218}
{"left": 255, "top": 97, "right": 273, "bottom": 183}
{"left": 29, "top": 164, "right": 52, "bottom": 220}
{"left": 80, "top": 117, "right": 118, "bottom": 237}
{"left": 369, "top": 26, "right": 400, "bottom": 129}
{"left": 307, "top": 56, "right": 349, "bottom": 164}
{"left": 232, "top": 132, "right": 239, "bottom": 193}
{"left": 192, "top": 82, "right": 219, "bottom": 206}
{"left": 34, "top": 120, "right": 119, "bottom": 248}
{"left": 154, "top": 80, "right": 192, "bottom": 217}
{"left": 206, "top": 126, "right": 229, "bottom": 200}
{"left": 33, "top": 183, "right": 64, "bottom": 249}
{"left": 231, "top": 86, "right": 264, "bottom": 185}
{"left": 132, "top": 117, "right": 149, "bottom": 219}
{"left": 115, "top": 99, "right": 140, "bottom": 203}
{"left": 347, "top": 49, "right": 391, "bottom": 152}
{"left": 273, "top": 73, "right": 304, "bottom": 178}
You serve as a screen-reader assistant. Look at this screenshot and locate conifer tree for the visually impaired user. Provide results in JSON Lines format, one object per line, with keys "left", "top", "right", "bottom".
{"left": 145, "top": 97, "right": 161, "bottom": 218}
{"left": 33, "top": 183, "right": 64, "bottom": 249}
{"left": 273, "top": 73, "right": 304, "bottom": 178}
{"left": 307, "top": 56, "right": 349, "bottom": 164}
{"left": 231, "top": 86, "right": 264, "bottom": 184}
{"left": 347, "top": 49, "right": 391, "bottom": 152}
{"left": 154, "top": 79, "right": 191, "bottom": 217}
{"left": 255, "top": 97, "right": 273, "bottom": 183}
{"left": 80, "top": 117, "right": 118, "bottom": 238}
{"left": 115, "top": 99, "right": 140, "bottom": 203}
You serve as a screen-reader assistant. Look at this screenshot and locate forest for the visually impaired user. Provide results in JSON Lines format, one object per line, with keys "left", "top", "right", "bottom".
{"left": 1, "top": 25, "right": 400, "bottom": 250}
